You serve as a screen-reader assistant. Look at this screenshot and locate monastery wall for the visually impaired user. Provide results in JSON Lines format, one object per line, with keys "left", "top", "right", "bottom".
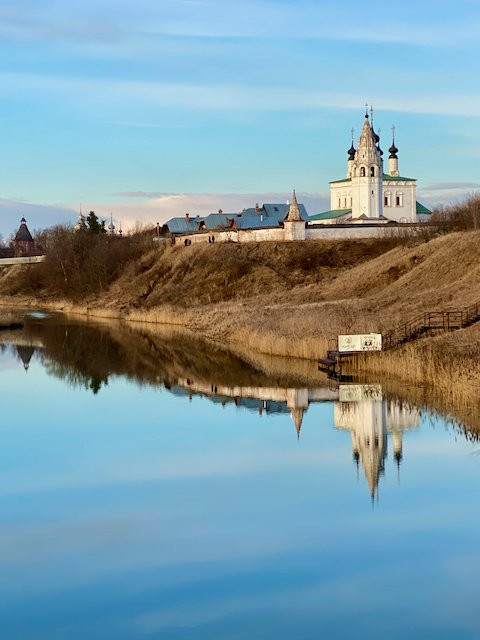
{"left": 306, "top": 225, "right": 398, "bottom": 240}
{"left": 173, "top": 222, "right": 438, "bottom": 246}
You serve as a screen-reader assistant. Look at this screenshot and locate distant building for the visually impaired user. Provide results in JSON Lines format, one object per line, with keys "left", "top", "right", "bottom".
{"left": 74, "top": 212, "right": 87, "bottom": 231}
{"left": 13, "top": 217, "right": 35, "bottom": 257}
{"left": 160, "top": 109, "right": 433, "bottom": 245}
{"left": 310, "top": 110, "right": 431, "bottom": 225}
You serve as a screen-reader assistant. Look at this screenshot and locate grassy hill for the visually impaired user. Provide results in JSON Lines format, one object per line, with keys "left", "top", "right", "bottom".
{"left": 1, "top": 230, "right": 480, "bottom": 364}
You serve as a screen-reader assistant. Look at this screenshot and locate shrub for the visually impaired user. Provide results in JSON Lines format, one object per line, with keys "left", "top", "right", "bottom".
{"left": 14, "top": 226, "right": 150, "bottom": 299}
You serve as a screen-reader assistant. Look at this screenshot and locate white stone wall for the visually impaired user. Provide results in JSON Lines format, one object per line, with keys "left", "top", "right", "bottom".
{"left": 382, "top": 180, "right": 417, "bottom": 222}
{"left": 306, "top": 226, "right": 397, "bottom": 240}
{"left": 330, "top": 178, "right": 418, "bottom": 222}
{"left": 173, "top": 223, "right": 434, "bottom": 246}
{"left": 237, "top": 228, "right": 285, "bottom": 243}
{"left": 284, "top": 221, "right": 306, "bottom": 241}
{"left": 351, "top": 172, "right": 383, "bottom": 219}
{"left": 330, "top": 181, "right": 353, "bottom": 210}
{"left": 173, "top": 227, "right": 285, "bottom": 246}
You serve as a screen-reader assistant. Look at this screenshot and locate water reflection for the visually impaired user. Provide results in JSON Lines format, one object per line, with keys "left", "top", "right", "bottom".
{"left": 334, "top": 385, "right": 419, "bottom": 499}
{"left": 1, "top": 314, "right": 480, "bottom": 638}
{"left": 0, "top": 314, "right": 469, "bottom": 501}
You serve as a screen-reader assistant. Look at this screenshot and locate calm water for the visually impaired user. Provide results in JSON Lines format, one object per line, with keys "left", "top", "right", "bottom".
{"left": 0, "top": 314, "right": 480, "bottom": 639}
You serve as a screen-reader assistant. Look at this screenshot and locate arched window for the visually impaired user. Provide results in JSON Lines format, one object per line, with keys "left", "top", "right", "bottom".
{"left": 338, "top": 198, "right": 341, "bottom": 208}
{"left": 395, "top": 192, "right": 404, "bottom": 207}
{"left": 360, "top": 167, "right": 366, "bottom": 177}
{"left": 370, "top": 166, "right": 375, "bottom": 177}
{"left": 384, "top": 192, "right": 391, "bottom": 207}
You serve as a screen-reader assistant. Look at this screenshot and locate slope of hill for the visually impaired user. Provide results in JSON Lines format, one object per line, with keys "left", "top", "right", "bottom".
{"left": 1, "top": 231, "right": 480, "bottom": 366}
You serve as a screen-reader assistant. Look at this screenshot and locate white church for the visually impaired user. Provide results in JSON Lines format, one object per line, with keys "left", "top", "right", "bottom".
{"left": 310, "top": 108, "right": 431, "bottom": 225}
{"left": 162, "top": 108, "right": 432, "bottom": 245}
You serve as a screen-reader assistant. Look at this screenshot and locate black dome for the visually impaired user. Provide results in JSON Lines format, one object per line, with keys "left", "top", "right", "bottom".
{"left": 389, "top": 142, "right": 398, "bottom": 159}
{"left": 348, "top": 143, "right": 356, "bottom": 160}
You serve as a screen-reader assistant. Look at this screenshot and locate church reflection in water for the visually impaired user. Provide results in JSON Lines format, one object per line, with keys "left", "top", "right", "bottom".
{"left": 334, "top": 385, "right": 419, "bottom": 499}
{"left": 172, "top": 378, "right": 420, "bottom": 499}
{"left": 4, "top": 330, "right": 420, "bottom": 501}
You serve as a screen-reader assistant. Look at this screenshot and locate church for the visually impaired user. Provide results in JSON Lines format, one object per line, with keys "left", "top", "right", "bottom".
{"left": 161, "top": 108, "right": 433, "bottom": 245}
{"left": 309, "top": 108, "right": 431, "bottom": 225}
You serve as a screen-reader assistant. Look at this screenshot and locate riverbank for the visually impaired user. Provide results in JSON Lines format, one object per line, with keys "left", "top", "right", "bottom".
{"left": 0, "top": 231, "right": 479, "bottom": 392}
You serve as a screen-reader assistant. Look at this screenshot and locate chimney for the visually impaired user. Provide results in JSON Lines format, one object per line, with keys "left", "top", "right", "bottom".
{"left": 255, "top": 203, "right": 260, "bottom": 212}
{"left": 185, "top": 212, "right": 190, "bottom": 223}
{"left": 218, "top": 208, "right": 223, "bottom": 214}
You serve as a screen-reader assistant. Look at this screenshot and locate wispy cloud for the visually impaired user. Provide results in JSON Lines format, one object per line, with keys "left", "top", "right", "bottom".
{"left": 111, "top": 191, "right": 168, "bottom": 199}
{"left": 0, "top": 198, "right": 76, "bottom": 238}
{"left": 421, "top": 182, "right": 480, "bottom": 191}
{"left": 4, "top": 71, "right": 480, "bottom": 117}
{"left": 2, "top": 0, "right": 478, "bottom": 49}
{"left": 95, "top": 191, "right": 330, "bottom": 230}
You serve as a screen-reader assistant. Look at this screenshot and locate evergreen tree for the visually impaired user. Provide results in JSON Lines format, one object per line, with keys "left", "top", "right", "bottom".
{"left": 86, "top": 211, "right": 102, "bottom": 234}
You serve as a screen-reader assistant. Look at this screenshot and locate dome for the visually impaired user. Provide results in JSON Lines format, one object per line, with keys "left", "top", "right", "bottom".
{"left": 348, "top": 143, "right": 356, "bottom": 160}
{"left": 389, "top": 142, "right": 398, "bottom": 158}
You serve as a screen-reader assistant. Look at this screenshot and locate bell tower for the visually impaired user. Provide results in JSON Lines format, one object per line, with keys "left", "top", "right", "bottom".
{"left": 388, "top": 126, "right": 400, "bottom": 177}
{"left": 351, "top": 106, "right": 383, "bottom": 219}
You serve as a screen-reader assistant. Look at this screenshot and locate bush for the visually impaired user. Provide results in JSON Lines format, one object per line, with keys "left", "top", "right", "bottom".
{"left": 433, "top": 193, "right": 480, "bottom": 231}
{"left": 14, "top": 226, "right": 150, "bottom": 299}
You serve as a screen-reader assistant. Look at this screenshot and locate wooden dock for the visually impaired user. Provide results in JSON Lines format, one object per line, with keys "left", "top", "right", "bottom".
{"left": 319, "top": 299, "right": 480, "bottom": 378}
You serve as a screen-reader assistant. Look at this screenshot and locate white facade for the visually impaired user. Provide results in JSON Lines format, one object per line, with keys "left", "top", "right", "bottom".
{"left": 325, "top": 112, "right": 419, "bottom": 224}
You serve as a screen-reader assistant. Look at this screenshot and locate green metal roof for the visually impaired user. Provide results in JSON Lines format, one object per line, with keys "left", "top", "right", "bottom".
{"left": 383, "top": 173, "right": 416, "bottom": 182}
{"left": 309, "top": 208, "right": 352, "bottom": 221}
{"left": 329, "top": 174, "right": 416, "bottom": 184}
{"left": 416, "top": 201, "right": 432, "bottom": 215}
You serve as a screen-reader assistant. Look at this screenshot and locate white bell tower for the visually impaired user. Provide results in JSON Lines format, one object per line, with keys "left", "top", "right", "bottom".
{"left": 351, "top": 107, "right": 383, "bottom": 219}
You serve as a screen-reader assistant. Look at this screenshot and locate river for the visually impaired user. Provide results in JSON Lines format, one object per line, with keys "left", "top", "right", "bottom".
{"left": 0, "top": 312, "right": 479, "bottom": 639}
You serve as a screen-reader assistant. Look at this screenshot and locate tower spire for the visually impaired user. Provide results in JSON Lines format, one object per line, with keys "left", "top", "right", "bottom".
{"left": 388, "top": 124, "right": 399, "bottom": 176}
{"left": 285, "top": 189, "right": 302, "bottom": 221}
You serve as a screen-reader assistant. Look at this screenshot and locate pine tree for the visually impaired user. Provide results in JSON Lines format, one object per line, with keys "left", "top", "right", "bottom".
{"left": 86, "top": 211, "right": 102, "bottom": 234}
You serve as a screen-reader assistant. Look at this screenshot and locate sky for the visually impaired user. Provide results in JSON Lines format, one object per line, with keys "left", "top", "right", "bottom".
{"left": 1, "top": 0, "right": 480, "bottom": 236}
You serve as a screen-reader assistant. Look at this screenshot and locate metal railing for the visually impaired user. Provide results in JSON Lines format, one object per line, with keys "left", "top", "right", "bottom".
{"left": 383, "top": 301, "right": 480, "bottom": 350}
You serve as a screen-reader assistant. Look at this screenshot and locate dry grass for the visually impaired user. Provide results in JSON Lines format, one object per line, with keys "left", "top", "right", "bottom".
{"left": 2, "top": 230, "right": 480, "bottom": 371}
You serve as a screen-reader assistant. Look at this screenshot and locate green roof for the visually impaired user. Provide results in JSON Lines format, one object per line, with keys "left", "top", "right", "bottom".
{"left": 309, "top": 208, "right": 352, "bottom": 221}
{"left": 383, "top": 173, "right": 416, "bottom": 182}
{"left": 416, "top": 201, "right": 432, "bottom": 215}
{"left": 329, "top": 174, "right": 416, "bottom": 184}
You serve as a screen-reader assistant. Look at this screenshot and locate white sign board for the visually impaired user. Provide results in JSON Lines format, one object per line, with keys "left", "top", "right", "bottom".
{"left": 338, "top": 333, "right": 382, "bottom": 353}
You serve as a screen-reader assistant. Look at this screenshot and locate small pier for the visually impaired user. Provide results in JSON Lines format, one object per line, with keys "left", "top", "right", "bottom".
{"left": 320, "top": 300, "right": 480, "bottom": 378}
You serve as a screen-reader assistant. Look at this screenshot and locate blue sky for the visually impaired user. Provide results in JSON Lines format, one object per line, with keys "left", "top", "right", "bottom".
{"left": 1, "top": 0, "right": 480, "bottom": 236}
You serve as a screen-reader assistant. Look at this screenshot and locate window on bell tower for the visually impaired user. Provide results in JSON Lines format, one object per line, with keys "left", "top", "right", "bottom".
{"left": 360, "top": 167, "right": 366, "bottom": 177}
{"left": 370, "top": 166, "right": 375, "bottom": 177}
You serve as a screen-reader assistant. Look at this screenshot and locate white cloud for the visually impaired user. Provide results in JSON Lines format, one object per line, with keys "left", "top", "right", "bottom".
{"left": 0, "top": 198, "right": 76, "bottom": 239}
{"left": 4, "top": 71, "right": 480, "bottom": 118}
{"left": 422, "top": 182, "right": 480, "bottom": 191}
{"left": 0, "top": 192, "right": 330, "bottom": 237}
{"left": 86, "top": 191, "right": 330, "bottom": 231}
{"left": 3, "top": 0, "right": 479, "bottom": 49}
